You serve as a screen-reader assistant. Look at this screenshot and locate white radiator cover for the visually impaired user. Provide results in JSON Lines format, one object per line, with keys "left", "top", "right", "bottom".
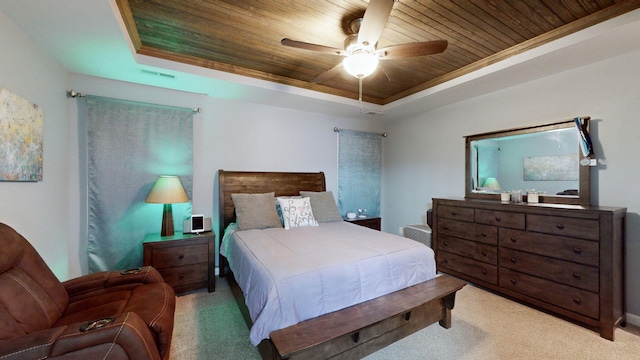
{"left": 403, "top": 224, "right": 432, "bottom": 247}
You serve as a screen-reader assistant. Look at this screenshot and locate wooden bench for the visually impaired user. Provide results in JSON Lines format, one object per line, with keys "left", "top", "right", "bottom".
{"left": 261, "top": 275, "right": 466, "bottom": 360}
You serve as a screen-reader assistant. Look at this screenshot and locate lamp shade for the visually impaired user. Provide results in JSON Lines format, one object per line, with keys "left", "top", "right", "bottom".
{"left": 146, "top": 175, "right": 189, "bottom": 204}
{"left": 343, "top": 52, "right": 379, "bottom": 78}
{"left": 482, "top": 177, "right": 501, "bottom": 191}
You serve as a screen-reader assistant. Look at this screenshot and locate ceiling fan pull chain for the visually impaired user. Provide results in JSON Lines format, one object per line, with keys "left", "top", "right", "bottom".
{"left": 359, "top": 77, "right": 364, "bottom": 113}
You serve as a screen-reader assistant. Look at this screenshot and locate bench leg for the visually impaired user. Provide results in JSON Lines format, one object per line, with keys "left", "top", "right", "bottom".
{"left": 439, "top": 292, "right": 457, "bottom": 329}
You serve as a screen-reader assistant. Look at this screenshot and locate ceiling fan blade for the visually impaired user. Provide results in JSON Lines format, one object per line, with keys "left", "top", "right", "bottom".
{"left": 357, "top": 0, "right": 394, "bottom": 48}
{"left": 377, "top": 40, "right": 448, "bottom": 60}
{"left": 311, "top": 63, "right": 344, "bottom": 84}
{"left": 281, "top": 38, "right": 346, "bottom": 55}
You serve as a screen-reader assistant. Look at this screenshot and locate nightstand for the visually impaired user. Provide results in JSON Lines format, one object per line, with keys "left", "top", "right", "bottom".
{"left": 344, "top": 216, "right": 381, "bottom": 231}
{"left": 143, "top": 232, "right": 215, "bottom": 293}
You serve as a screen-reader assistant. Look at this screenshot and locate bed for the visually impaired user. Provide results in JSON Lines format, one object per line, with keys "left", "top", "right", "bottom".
{"left": 218, "top": 170, "right": 465, "bottom": 360}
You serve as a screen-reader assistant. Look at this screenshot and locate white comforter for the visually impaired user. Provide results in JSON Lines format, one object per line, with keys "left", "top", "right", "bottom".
{"left": 221, "top": 221, "right": 436, "bottom": 345}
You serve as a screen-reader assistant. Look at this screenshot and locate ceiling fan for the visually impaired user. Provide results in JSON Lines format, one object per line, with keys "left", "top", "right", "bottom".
{"left": 281, "top": 0, "right": 448, "bottom": 85}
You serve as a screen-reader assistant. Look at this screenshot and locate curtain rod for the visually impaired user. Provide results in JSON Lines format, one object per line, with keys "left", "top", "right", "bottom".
{"left": 66, "top": 90, "right": 202, "bottom": 114}
{"left": 334, "top": 127, "right": 387, "bottom": 137}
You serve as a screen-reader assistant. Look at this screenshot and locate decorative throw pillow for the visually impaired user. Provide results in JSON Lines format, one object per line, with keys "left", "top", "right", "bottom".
{"left": 275, "top": 196, "right": 302, "bottom": 225}
{"left": 232, "top": 192, "right": 282, "bottom": 230}
{"left": 299, "top": 191, "right": 343, "bottom": 222}
{"left": 277, "top": 197, "right": 319, "bottom": 230}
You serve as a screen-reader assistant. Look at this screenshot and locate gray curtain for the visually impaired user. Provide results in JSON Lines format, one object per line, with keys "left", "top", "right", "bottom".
{"left": 337, "top": 130, "right": 382, "bottom": 217}
{"left": 81, "top": 96, "right": 193, "bottom": 272}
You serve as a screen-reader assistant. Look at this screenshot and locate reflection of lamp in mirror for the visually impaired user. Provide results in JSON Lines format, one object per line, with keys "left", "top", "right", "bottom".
{"left": 482, "top": 177, "right": 501, "bottom": 191}
{"left": 146, "top": 175, "right": 189, "bottom": 236}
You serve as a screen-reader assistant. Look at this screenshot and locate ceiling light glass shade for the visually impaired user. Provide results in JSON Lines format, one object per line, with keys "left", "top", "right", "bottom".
{"left": 146, "top": 175, "right": 189, "bottom": 204}
{"left": 343, "top": 52, "right": 379, "bottom": 78}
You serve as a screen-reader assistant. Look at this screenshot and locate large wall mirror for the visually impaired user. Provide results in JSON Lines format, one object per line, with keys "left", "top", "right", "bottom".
{"left": 465, "top": 117, "right": 591, "bottom": 206}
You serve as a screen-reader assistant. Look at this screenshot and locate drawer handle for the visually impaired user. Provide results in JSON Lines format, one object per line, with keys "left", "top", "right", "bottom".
{"left": 443, "top": 241, "right": 449, "bottom": 246}
{"left": 179, "top": 254, "right": 185, "bottom": 259}
{"left": 556, "top": 223, "right": 565, "bottom": 230}
{"left": 573, "top": 298, "right": 581, "bottom": 305}
{"left": 179, "top": 274, "right": 185, "bottom": 279}
{"left": 510, "top": 257, "right": 517, "bottom": 263}
{"left": 510, "top": 237, "right": 517, "bottom": 243}
{"left": 482, "top": 269, "right": 487, "bottom": 275}
{"left": 510, "top": 279, "right": 517, "bottom": 285}
{"left": 573, "top": 248, "right": 582, "bottom": 254}
{"left": 573, "top": 272, "right": 582, "bottom": 280}
{"left": 443, "top": 258, "right": 449, "bottom": 264}
{"left": 451, "top": 211, "right": 457, "bottom": 216}
{"left": 482, "top": 250, "right": 487, "bottom": 256}
{"left": 481, "top": 232, "right": 487, "bottom": 237}
{"left": 444, "top": 225, "right": 450, "bottom": 230}
{"left": 495, "top": 217, "right": 501, "bottom": 222}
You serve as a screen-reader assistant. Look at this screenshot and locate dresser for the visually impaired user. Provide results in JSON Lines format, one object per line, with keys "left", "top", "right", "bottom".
{"left": 432, "top": 198, "right": 626, "bottom": 340}
{"left": 143, "top": 232, "right": 215, "bottom": 293}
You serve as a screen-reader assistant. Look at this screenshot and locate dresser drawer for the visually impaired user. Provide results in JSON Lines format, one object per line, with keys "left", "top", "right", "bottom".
{"left": 499, "top": 248, "right": 599, "bottom": 292}
{"left": 437, "top": 250, "right": 497, "bottom": 284}
{"left": 527, "top": 214, "right": 599, "bottom": 241}
{"left": 500, "top": 268, "right": 599, "bottom": 319}
{"left": 475, "top": 209, "right": 525, "bottom": 229}
{"left": 437, "top": 205, "right": 474, "bottom": 222}
{"left": 151, "top": 244, "right": 208, "bottom": 269}
{"left": 499, "top": 228, "right": 599, "bottom": 266}
{"left": 158, "top": 263, "right": 209, "bottom": 288}
{"left": 438, "top": 218, "right": 497, "bottom": 245}
{"left": 438, "top": 234, "right": 497, "bottom": 265}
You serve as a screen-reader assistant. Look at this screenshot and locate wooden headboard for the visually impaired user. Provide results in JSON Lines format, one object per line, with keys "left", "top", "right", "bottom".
{"left": 218, "top": 170, "right": 326, "bottom": 237}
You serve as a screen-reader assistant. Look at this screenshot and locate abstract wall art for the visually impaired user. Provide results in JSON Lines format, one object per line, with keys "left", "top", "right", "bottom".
{"left": 523, "top": 153, "right": 578, "bottom": 181}
{"left": 0, "top": 88, "right": 43, "bottom": 181}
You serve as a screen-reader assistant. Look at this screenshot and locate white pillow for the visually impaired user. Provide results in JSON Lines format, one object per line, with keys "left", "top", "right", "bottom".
{"left": 276, "top": 197, "right": 318, "bottom": 230}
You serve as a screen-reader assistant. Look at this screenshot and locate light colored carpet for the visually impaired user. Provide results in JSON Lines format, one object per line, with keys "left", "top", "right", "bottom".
{"left": 170, "top": 278, "right": 640, "bottom": 360}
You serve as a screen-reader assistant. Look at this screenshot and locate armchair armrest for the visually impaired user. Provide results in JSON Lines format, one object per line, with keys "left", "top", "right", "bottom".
{"left": 0, "top": 313, "right": 161, "bottom": 360}
{"left": 63, "top": 266, "right": 166, "bottom": 300}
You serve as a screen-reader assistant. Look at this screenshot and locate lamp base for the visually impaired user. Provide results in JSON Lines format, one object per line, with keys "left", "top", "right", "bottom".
{"left": 161, "top": 203, "right": 174, "bottom": 237}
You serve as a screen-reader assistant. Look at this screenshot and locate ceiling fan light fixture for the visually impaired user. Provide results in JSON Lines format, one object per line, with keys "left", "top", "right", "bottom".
{"left": 343, "top": 51, "right": 379, "bottom": 79}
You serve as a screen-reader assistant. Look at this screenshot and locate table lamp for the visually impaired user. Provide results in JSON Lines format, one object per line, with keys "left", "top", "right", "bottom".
{"left": 482, "top": 177, "right": 501, "bottom": 191}
{"left": 146, "top": 175, "right": 189, "bottom": 236}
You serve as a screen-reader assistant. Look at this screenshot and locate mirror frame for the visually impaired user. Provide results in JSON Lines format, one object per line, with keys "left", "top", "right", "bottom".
{"left": 465, "top": 117, "right": 591, "bottom": 206}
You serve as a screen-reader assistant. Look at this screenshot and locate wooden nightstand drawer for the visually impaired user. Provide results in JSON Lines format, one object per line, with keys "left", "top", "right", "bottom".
{"left": 151, "top": 244, "right": 208, "bottom": 269}
{"left": 158, "top": 263, "right": 209, "bottom": 288}
{"left": 143, "top": 232, "right": 215, "bottom": 293}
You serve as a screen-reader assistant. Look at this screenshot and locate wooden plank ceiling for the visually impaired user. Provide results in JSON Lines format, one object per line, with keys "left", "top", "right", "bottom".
{"left": 116, "top": 0, "right": 639, "bottom": 105}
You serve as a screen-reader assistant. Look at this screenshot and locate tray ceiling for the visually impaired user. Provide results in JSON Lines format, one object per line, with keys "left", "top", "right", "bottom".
{"left": 115, "top": 0, "right": 640, "bottom": 105}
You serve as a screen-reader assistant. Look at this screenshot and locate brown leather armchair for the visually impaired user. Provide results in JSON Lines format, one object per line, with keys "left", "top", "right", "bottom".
{"left": 0, "top": 223, "right": 176, "bottom": 360}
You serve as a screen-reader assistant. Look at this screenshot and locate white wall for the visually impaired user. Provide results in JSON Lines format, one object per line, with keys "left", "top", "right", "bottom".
{"left": 0, "top": 12, "right": 70, "bottom": 280}
{"left": 382, "top": 48, "right": 640, "bottom": 321}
